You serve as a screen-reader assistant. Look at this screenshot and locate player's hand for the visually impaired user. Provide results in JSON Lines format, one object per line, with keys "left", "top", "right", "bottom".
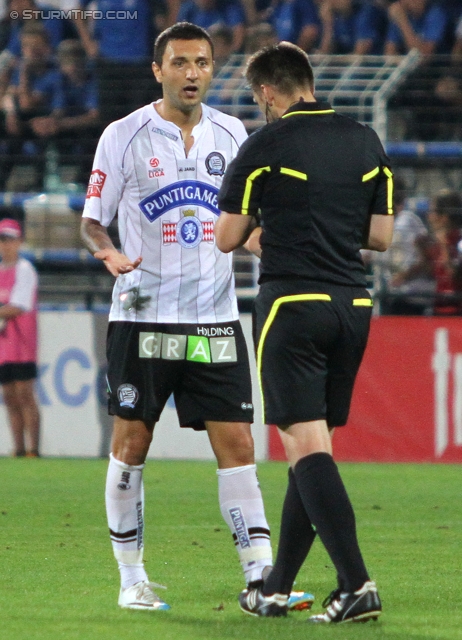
{"left": 94, "top": 248, "right": 142, "bottom": 277}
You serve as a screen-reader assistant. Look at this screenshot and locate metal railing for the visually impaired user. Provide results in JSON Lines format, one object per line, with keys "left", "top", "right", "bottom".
{"left": 207, "top": 50, "right": 421, "bottom": 141}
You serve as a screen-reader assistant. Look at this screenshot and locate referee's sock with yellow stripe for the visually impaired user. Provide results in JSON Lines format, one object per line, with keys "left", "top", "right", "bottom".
{"left": 105, "top": 454, "right": 148, "bottom": 589}
{"left": 217, "top": 464, "right": 273, "bottom": 586}
{"left": 292, "top": 452, "right": 369, "bottom": 593}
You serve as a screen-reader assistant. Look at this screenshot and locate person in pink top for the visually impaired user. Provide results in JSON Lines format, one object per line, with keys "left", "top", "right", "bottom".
{"left": 0, "top": 218, "right": 40, "bottom": 457}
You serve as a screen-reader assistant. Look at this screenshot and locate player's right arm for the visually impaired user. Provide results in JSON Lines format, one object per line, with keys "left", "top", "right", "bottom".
{"left": 80, "top": 123, "right": 142, "bottom": 277}
{"left": 81, "top": 219, "right": 142, "bottom": 277}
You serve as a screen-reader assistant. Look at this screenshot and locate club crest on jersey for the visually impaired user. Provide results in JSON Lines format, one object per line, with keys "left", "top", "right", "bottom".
{"left": 177, "top": 216, "right": 203, "bottom": 248}
{"left": 205, "top": 151, "right": 226, "bottom": 176}
{"left": 117, "top": 384, "right": 139, "bottom": 408}
{"left": 163, "top": 215, "right": 214, "bottom": 246}
{"left": 86, "top": 169, "right": 107, "bottom": 198}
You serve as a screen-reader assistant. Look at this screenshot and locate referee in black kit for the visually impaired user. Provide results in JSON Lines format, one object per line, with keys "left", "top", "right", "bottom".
{"left": 215, "top": 42, "right": 394, "bottom": 622}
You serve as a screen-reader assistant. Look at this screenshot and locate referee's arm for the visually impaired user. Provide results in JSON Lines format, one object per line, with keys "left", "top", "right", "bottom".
{"left": 215, "top": 211, "right": 257, "bottom": 253}
{"left": 364, "top": 213, "right": 394, "bottom": 252}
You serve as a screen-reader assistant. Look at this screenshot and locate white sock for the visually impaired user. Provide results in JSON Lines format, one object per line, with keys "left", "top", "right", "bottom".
{"left": 217, "top": 464, "right": 273, "bottom": 585}
{"left": 106, "top": 453, "right": 148, "bottom": 589}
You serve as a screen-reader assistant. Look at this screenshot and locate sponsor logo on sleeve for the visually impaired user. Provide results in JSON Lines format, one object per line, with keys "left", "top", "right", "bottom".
{"left": 86, "top": 169, "right": 107, "bottom": 198}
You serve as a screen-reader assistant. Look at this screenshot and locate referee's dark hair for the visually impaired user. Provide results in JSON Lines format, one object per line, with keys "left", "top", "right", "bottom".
{"left": 245, "top": 41, "right": 314, "bottom": 95}
{"left": 154, "top": 22, "right": 214, "bottom": 67}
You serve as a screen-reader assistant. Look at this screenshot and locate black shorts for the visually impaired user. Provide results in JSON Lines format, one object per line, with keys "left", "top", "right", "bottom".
{"left": 253, "top": 280, "right": 372, "bottom": 427}
{"left": 0, "top": 362, "right": 37, "bottom": 384}
{"left": 106, "top": 320, "right": 254, "bottom": 429}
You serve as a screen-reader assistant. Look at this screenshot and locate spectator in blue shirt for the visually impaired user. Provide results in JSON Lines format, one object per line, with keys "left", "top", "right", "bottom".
{"left": 2, "top": 22, "right": 58, "bottom": 135}
{"left": 318, "top": 0, "right": 387, "bottom": 54}
{"left": 78, "top": 0, "right": 154, "bottom": 63}
{"left": 28, "top": 38, "right": 99, "bottom": 183}
{"left": 4, "top": 0, "right": 68, "bottom": 58}
{"left": 385, "top": 0, "right": 450, "bottom": 55}
{"left": 177, "top": 0, "right": 246, "bottom": 51}
{"left": 268, "top": 0, "right": 321, "bottom": 52}
{"left": 30, "top": 39, "right": 99, "bottom": 138}
{"left": 74, "top": 0, "right": 160, "bottom": 124}
{"left": 240, "top": 0, "right": 273, "bottom": 25}
{"left": 0, "top": 21, "right": 59, "bottom": 188}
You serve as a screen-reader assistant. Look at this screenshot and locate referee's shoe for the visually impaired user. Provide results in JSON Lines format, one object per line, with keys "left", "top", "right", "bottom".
{"left": 309, "top": 580, "right": 381, "bottom": 623}
{"left": 239, "top": 586, "right": 315, "bottom": 616}
{"left": 239, "top": 587, "right": 288, "bottom": 617}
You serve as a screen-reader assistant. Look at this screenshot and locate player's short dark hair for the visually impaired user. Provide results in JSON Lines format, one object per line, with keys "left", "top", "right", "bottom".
{"left": 245, "top": 41, "right": 314, "bottom": 95}
{"left": 154, "top": 22, "right": 214, "bottom": 66}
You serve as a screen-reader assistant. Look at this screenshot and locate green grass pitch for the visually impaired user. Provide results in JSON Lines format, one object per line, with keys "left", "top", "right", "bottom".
{"left": 1, "top": 458, "right": 460, "bottom": 640}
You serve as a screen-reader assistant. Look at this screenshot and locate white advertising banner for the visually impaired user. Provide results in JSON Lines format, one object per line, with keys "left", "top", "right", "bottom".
{"left": 0, "top": 312, "right": 267, "bottom": 460}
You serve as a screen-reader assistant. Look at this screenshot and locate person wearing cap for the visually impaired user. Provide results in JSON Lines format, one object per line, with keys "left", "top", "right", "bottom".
{"left": 0, "top": 218, "right": 40, "bottom": 458}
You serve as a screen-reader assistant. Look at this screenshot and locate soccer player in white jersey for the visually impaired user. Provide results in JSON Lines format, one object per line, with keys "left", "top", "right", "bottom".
{"left": 80, "top": 22, "right": 313, "bottom": 613}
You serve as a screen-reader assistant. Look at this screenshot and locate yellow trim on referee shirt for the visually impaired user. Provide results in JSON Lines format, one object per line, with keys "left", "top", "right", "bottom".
{"left": 241, "top": 166, "right": 271, "bottom": 215}
{"left": 280, "top": 167, "right": 308, "bottom": 180}
{"left": 383, "top": 167, "right": 394, "bottom": 215}
{"left": 362, "top": 167, "right": 379, "bottom": 182}
{"left": 282, "top": 110, "right": 335, "bottom": 119}
{"left": 353, "top": 298, "right": 373, "bottom": 306}
{"left": 256, "top": 294, "right": 331, "bottom": 423}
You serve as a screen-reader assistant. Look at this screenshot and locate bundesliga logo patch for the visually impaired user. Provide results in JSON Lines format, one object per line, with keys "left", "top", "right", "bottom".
{"left": 162, "top": 219, "right": 214, "bottom": 246}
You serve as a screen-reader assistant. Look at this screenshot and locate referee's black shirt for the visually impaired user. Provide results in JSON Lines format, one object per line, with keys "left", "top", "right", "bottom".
{"left": 218, "top": 101, "right": 393, "bottom": 287}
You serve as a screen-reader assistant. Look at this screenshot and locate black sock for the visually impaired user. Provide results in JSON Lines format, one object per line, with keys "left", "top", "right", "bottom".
{"left": 262, "top": 468, "right": 316, "bottom": 596}
{"left": 293, "top": 452, "right": 369, "bottom": 593}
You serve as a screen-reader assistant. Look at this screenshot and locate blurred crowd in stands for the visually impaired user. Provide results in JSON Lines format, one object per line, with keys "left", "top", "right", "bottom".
{"left": 0, "top": 0, "right": 461, "bottom": 190}
{"left": 367, "top": 182, "right": 462, "bottom": 315}
{"left": 0, "top": 1, "right": 462, "bottom": 315}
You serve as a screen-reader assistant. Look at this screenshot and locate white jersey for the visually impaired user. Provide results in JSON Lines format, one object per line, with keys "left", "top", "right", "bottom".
{"left": 83, "top": 101, "right": 248, "bottom": 323}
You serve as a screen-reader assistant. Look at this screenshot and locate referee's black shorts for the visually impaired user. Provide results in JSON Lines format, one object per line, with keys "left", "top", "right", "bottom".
{"left": 253, "top": 280, "right": 373, "bottom": 428}
{"left": 106, "top": 320, "right": 254, "bottom": 430}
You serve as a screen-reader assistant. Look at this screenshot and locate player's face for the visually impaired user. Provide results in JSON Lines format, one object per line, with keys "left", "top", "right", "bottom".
{"left": 153, "top": 39, "right": 214, "bottom": 115}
